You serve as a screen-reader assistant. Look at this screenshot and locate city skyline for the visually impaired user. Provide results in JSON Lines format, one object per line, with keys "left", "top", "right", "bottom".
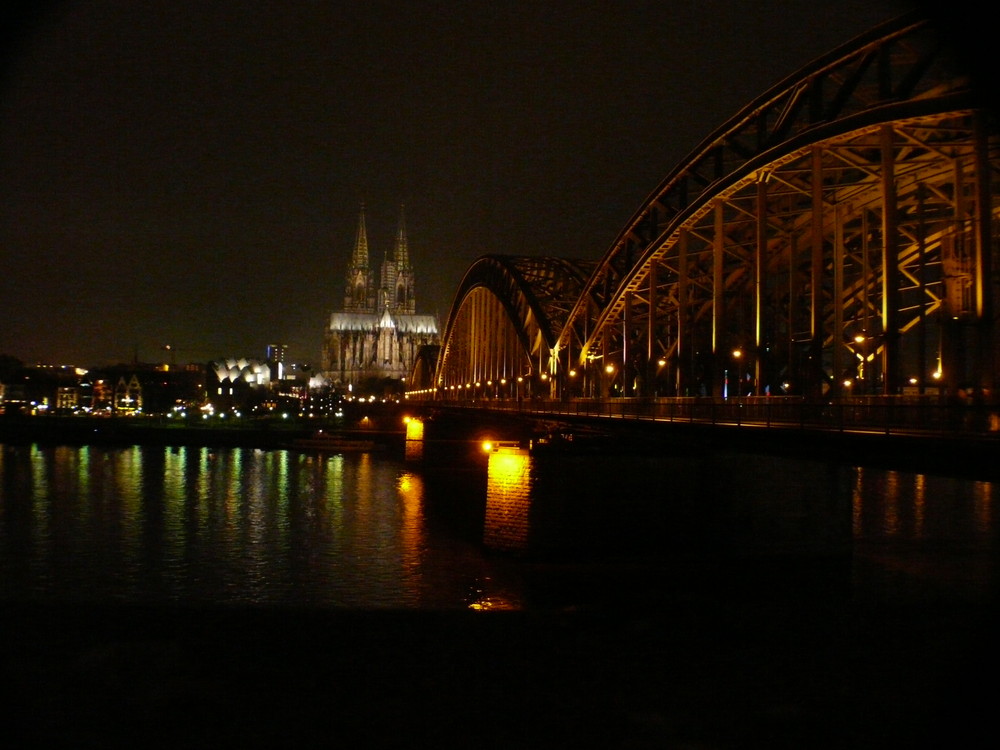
{"left": 0, "top": 1, "right": 968, "bottom": 367}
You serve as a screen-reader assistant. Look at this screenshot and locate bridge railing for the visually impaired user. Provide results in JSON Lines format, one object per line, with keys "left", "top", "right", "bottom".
{"left": 412, "top": 394, "right": 1000, "bottom": 439}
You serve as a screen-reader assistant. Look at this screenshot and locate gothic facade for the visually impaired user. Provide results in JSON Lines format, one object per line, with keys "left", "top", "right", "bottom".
{"left": 321, "top": 206, "right": 439, "bottom": 389}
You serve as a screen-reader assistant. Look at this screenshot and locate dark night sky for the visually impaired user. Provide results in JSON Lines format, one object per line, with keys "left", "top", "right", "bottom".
{"left": 0, "top": 1, "right": 959, "bottom": 367}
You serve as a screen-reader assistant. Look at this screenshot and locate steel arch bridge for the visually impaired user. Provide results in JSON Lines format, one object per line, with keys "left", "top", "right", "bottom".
{"left": 414, "top": 13, "right": 999, "bottom": 407}
{"left": 425, "top": 255, "right": 598, "bottom": 399}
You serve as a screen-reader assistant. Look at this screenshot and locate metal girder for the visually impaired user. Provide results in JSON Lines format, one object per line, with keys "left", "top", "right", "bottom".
{"left": 435, "top": 256, "right": 595, "bottom": 393}
{"left": 550, "top": 12, "right": 997, "bottom": 399}
{"left": 426, "top": 13, "right": 999, "bottom": 402}
{"left": 591, "top": 112, "right": 998, "bottom": 398}
{"left": 558, "top": 14, "right": 972, "bottom": 351}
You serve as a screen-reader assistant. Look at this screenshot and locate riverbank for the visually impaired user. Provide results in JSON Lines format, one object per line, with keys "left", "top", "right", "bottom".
{"left": 3, "top": 408, "right": 997, "bottom": 480}
{"left": 0, "top": 414, "right": 405, "bottom": 451}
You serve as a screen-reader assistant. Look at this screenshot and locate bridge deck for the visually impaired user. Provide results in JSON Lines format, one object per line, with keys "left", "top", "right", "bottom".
{"left": 408, "top": 396, "right": 1000, "bottom": 479}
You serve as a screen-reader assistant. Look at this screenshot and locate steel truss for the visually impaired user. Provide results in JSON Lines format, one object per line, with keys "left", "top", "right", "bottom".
{"left": 435, "top": 256, "right": 596, "bottom": 398}
{"left": 428, "top": 13, "right": 999, "bottom": 403}
{"left": 554, "top": 13, "right": 998, "bottom": 399}
{"left": 569, "top": 112, "right": 999, "bottom": 400}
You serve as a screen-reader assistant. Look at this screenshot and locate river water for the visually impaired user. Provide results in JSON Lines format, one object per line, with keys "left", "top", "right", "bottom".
{"left": 3, "top": 438, "right": 997, "bottom": 748}
{"left": 1, "top": 439, "right": 995, "bottom": 612}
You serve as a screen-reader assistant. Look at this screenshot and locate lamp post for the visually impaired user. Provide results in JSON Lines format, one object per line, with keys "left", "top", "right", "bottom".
{"left": 732, "top": 349, "right": 743, "bottom": 397}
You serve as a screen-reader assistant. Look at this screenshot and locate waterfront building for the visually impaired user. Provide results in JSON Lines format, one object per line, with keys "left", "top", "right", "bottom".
{"left": 90, "top": 362, "right": 206, "bottom": 414}
{"left": 321, "top": 205, "right": 439, "bottom": 392}
{"left": 113, "top": 373, "right": 143, "bottom": 413}
{"left": 266, "top": 343, "right": 288, "bottom": 382}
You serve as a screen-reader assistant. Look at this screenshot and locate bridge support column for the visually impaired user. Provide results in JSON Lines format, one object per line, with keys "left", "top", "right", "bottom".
{"left": 754, "top": 175, "right": 767, "bottom": 396}
{"left": 880, "top": 125, "right": 901, "bottom": 395}
{"left": 624, "top": 291, "right": 632, "bottom": 396}
{"left": 600, "top": 335, "right": 610, "bottom": 399}
{"left": 832, "top": 203, "right": 845, "bottom": 397}
{"left": 809, "top": 147, "right": 826, "bottom": 398}
{"left": 712, "top": 201, "right": 726, "bottom": 398}
{"left": 973, "top": 113, "right": 996, "bottom": 396}
{"left": 647, "top": 261, "right": 657, "bottom": 397}
{"left": 677, "top": 231, "right": 689, "bottom": 396}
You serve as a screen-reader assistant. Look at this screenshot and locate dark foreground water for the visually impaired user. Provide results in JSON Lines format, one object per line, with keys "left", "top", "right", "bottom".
{"left": 1, "top": 441, "right": 995, "bottom": 609}
{"left": 1, "top": 440, "right": 996, "bottom": 747}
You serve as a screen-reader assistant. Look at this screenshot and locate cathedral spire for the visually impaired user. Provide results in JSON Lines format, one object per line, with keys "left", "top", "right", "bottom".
{"left": 387, "top": 203, "right": 415, "bottom": 315}
{"left": 345, "top": 202, "right": 374, "bottom": 313}
{"left": 352, "top": 202, "right": 370, "bottom": 268}
{"left": 393, "top": 204, "right": 410, "bottom": 266}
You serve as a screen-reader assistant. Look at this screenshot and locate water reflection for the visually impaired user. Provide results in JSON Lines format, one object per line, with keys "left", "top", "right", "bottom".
{"left": 480, "top": 445, "right": 996, "bottom": 607}
{"left": 397, "top": 470, "right": 425, "bottom": 577}
{"left": 849, "top": 467, "right": 996, "bottom": 603}
{"left": 484, "top": 448, "right": 853, "bottom": 559}
{"left": 1, "top": 442, "right": 996, "bottom": 610}
{"left": 1, "top": 444, "right": 456, "bottom": 608}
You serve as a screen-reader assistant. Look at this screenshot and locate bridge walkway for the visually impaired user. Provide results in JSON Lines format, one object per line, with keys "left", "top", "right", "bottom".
{"left": 405, "top": 395, "right": 1000, "bottom": 478}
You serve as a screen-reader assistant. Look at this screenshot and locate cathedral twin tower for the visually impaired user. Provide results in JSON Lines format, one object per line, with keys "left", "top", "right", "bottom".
{"left": 321, "top": 205, "right": 440, "bottom": 390}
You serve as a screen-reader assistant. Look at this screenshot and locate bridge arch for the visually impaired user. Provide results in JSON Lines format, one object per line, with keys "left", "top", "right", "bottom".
{"left": 406, "top": 344, "right": 440, "bottom": 392}
{"left": 553, "top": 12, "right": 998, "bottom": 400}
{"left": 434, "top": 255, "right": 596, "bottom": 400}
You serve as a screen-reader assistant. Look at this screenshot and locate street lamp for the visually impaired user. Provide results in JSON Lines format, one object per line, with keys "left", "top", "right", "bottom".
{"left": 727, "top": 348, "right": 743, "bottom": 398}
{"left": 604, "top": 363, "right": 615, "bottom": 397}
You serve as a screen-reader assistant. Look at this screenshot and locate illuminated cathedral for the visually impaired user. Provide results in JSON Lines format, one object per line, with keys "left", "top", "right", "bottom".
{"left": 321, "top": 205, "right": 439, "bottom": 390}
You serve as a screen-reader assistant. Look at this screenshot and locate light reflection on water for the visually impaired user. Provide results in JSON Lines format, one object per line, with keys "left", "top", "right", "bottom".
{"left": 850, "top": 466, "right": 996, "bottom": 603}
{"left": 1, "top": 444, "right": 493, "bottom": 609}
{"left": 0, "top": 442, "right": 996, "bottom": 610}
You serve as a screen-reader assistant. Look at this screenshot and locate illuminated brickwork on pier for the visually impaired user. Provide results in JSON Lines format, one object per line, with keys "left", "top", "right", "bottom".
{"left": 484, "top": 446, "right": 532, "bottom": 551}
